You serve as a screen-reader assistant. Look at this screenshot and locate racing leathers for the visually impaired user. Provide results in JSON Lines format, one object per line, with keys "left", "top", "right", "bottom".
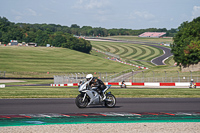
{"left": 89, "top": 77, "right": 106, "bottom": 95}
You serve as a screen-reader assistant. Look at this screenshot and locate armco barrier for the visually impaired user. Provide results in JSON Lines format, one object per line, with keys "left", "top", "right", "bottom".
{"left": 51, "top": 83, "right": 78, "bottom": 87}
{"left": 160, "top": 83, "right": 176, "bottom": 86}
{"left": 51, "top": 82, "right": 200, "bottom": 87}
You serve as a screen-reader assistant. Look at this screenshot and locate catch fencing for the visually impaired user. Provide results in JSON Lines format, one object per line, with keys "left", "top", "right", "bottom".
{"left": 130, "top": 71, "right": 200, "bottom": 83}
{"left": 0, "top": 70, "right": 199, "bottom": 84}
{"left": 54, "top": 72, "right": 121, "bottom": 84}
{"left": 54, "top": 70, "right": 200, "bottom": 84}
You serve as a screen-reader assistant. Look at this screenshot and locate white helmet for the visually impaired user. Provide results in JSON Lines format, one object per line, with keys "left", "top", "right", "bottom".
{"left": 86, "top": 74, "right": 93, "bottom": 80}
{"left": 191, "top": 79, "right": 193, "bottom": 81}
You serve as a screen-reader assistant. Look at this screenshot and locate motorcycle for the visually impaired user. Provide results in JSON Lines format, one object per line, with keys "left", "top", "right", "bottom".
{"left": 189, "top": 82, "right": 196, "bottom": 88}
{"left": 120, "top": 83, "right": 126, "bottom": 88}
{"left": 120, "top": 81, "right": 126, "bottom": 88}
{"left": 75, "top": 80, "right": 116, "bottom": 108}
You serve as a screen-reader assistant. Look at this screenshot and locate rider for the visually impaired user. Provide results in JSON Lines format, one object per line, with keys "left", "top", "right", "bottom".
{"left": 190, "top": 79, "right": 194, "bottom": 86}
{"left": 86, "top": 74, "right": 106, "bottom": 97}
{"left": 190, "top": 79, "right": 196, "bottom": 88}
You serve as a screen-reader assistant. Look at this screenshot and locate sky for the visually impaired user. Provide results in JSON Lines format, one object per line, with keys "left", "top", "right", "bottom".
{"left": 0, "top": 0, "right": 200, "bottom": 29}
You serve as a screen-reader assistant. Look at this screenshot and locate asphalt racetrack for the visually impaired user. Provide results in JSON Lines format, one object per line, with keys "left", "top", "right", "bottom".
{"left": 1, "top": 98, "right": 200, "bottom": 114}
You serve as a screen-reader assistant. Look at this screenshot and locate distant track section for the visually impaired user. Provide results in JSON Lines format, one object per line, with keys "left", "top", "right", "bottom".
{"left": 86, "top": 38, "right": 173, "bottom": 66}
{"left": 148, "top": 45, "right": 172, "bottom": 65}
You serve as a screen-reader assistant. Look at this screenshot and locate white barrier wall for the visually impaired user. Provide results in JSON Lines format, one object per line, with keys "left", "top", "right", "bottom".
{"left": 175, "top": 82, "right": 190, "bottom": 86}
{"left": 144, "top": 82, "right": 160, "bottom": 86}
{"left": 0, "top": 84, "right": 5, "bottom": 88}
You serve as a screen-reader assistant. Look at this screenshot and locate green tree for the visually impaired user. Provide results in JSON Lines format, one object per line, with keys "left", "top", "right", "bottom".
{"left": 71, "top": 24, "right": 80, "bottom": 28}
{"left": 171, "top": 16, "right": 200, "bottom": 66}
{"left": 51, "top": 32, "right": 67, "bottom": 47}
{"left": 35, "top": 30, "right": 49, "bottom": 46}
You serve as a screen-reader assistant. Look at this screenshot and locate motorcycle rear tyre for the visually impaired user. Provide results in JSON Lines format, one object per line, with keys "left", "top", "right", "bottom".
{"left": 75, "top": 94, "right": 88, "bottom": 108}
{"left": 105, "top": 94, "right": 116, "bottom": 108}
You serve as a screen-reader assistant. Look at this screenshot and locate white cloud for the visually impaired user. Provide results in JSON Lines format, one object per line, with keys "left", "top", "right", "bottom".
{"left": 11, "top": 8, "right": 41, "bottom": 21}
{"left": 192, "top": 6, "right": 200, "bottom": 19}
{"left": 129, "top": 11, "right": 155, "bottom": 20}
{"left": 77, "top": 0, "right": 84, "bottom": 5}
{"left": 94, "top": 15, "right": 107, "bottom": 22}
{"left": 73, "top": 0, "right": 110, "bottom": 9}
{"left": 11, "top": 9, "right": 24, "bottom": 21}
{"left": 72, "top": 0, "right": 110, "bottom": 23}
{"left": 27, "top": 9, "right": 37, "bottom": 16}
{"left": 15, "top": 16, "right": 22, "bottom": 21}
{"left": 50, "top": 0, "right": 57, "bottom": 3}
{"left": 11, "top": 9, "right": 23, "bottom": 16}
{"left": 97, "top": 10, "right": 107, "bottom": 15}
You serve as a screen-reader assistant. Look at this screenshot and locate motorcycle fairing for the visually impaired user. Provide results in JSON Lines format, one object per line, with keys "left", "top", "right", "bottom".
{"left": 86, "top": 90, "right": 101, "bottom": 105}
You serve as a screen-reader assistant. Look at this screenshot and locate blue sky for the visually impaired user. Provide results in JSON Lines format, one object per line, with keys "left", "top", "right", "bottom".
{"left": 1, "top": 0, "right": 200, "bottom": 29}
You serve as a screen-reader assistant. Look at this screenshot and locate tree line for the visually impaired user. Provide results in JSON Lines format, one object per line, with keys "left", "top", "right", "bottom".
{"left": 171, "top": 16, "right": 200, "bottom": 66}
{"left": 68, "top": 24, "right": 177, "bottom": 37}
{"left": 0, "top": 17, "right": 92, "bottom": 53}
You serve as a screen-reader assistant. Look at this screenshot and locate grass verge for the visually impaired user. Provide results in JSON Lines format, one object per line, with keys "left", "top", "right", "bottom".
{"left": 0, "top": 86, "right": 199, "bottom": 98}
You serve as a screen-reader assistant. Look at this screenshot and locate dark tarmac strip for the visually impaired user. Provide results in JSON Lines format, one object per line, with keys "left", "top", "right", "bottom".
{"left": 0, "top": 98, "right": 200, "bottom": 114}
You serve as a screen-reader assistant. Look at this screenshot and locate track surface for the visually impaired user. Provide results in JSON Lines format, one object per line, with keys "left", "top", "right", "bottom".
{"left": 1, "top": 98, "right": 200, "bottom": 114}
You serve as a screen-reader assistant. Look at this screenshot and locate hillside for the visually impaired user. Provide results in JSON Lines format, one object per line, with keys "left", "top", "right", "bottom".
{"left": 0, "top": 46, "right": 133, "bottom": 74}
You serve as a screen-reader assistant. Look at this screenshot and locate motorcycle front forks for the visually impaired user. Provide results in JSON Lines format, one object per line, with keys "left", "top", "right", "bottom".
{"left": 82, "top": 93, "right": 87, "bottom": 102}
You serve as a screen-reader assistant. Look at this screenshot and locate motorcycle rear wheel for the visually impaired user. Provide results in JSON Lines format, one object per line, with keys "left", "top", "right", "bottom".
{"left": 75, "top": 94, "right": 88, "bottom": 108}
{"left": 105, "top": 94, "right": 116, "bottom": 108}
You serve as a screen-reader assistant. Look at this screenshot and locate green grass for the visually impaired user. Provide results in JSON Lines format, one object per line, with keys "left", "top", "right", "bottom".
{"left": 0, "top": 86, "right": 199, "bottom": 98}
{"left": 0, "top": 86, "right": 78, "bottom": 98}
{"left": 0, "top": 46, "right": 134, "bottom": 77}
{"left": 165, "top": 56, "right": 175, "bottom": 66}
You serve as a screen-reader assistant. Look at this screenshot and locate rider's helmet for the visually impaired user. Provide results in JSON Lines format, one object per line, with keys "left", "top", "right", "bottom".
{"left": 86, "top": 74, "right": 93, "bottom": 81}
{"left": 191, "top": 79, "right": 194, "bottom": 82}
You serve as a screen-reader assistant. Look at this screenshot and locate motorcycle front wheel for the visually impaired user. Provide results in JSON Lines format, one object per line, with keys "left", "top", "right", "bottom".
{"left": 75, "top": 94, "right": 88, "bottom": 108}
{"left": 105, "top": 94, "right": 116, "bottom": 108}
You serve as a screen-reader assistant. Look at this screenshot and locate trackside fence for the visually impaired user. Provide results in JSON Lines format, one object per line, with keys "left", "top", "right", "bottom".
{"left": 0, "top": 71, "right": 6, "bottom": 77}
{"left": 129, "top": 70, "right": 200, "bottom": 83}
{"left": 1, "top": 70, "right": 199, "bottom": 84}
{"left": 54, "top": 70, "right": 200, "bottom": 84}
